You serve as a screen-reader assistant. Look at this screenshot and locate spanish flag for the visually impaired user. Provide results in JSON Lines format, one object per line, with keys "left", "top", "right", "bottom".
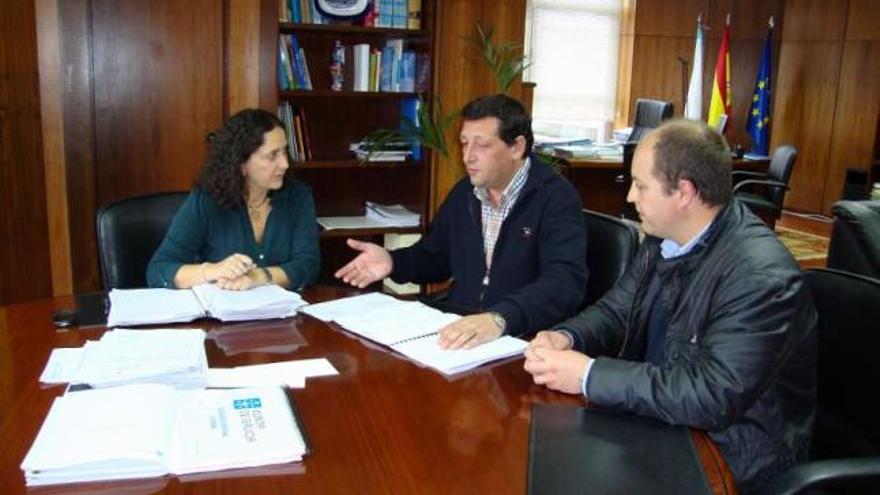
{"left": 707, "top": 17, "right": 731, "bottom": 132}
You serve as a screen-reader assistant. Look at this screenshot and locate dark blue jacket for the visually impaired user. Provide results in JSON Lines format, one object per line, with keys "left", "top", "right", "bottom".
{"left": 147, "top": 181, "right": 320, "bottom": 290}
{"left": 390, "top": 157, "right": 587, "bottom": 336}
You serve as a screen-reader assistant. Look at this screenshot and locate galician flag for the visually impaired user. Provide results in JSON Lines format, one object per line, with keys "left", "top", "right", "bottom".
{"left": 684, "top": 16, "right": 704, "bottom": 120}
{"left": 747, "top": 19, "right": 773, "bottom": 156}
{"left": 707, "top": 15, "right": 731, "bottom": 132}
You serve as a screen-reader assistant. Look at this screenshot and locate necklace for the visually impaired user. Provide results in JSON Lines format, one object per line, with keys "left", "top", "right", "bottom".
{"left": 247, "top": 196, "right": 269, "bottom": 211}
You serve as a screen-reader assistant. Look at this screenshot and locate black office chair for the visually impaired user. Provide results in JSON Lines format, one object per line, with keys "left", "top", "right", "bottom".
{"left": 96, "top": 191, "right": 189, "bottom": 289}
{"left": 758, "top": 268, "right": 880, "bottom": 494}
{"left": 826, "top": 200, "right": 880, "bottom": 279}
{"left": 733, "top": 145, "right": 797, "bottom": 230}
{"left": 628, "top": 98, "right": 674, "bottom": 143}
{"left": 618, "top": 141, "right": 639, "bottom": 220}
{"left": 581, "top": 209, "right": 640, "bottom": 308}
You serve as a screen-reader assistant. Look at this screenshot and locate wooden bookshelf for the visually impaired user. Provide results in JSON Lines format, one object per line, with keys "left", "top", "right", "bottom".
{"left": 263, "top": 0, "right": 437, "bottom": 284}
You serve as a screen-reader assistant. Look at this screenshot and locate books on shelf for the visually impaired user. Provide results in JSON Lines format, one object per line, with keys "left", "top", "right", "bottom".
{"left": 106, "top": 284, "right": 307, "bottom": 327}
{"left": 278, "top": 101, "right": 312, "bottom": 162}
{"left": 279, "top": 34, "right": 312, "bottom": 90}
{"left": 301, "top": 292, "right": 528, "bottom": 375}
{"left": 21, "top": 384, "right": 309, "bottom": 486}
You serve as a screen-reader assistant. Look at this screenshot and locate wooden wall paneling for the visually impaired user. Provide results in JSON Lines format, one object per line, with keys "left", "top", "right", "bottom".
{"left": 708, "top": 0, "right": 786, "bottom": 41}
{"left": 58, "top": 0, "right": 100, "bottom": 293}
{"left": 614, "top": 0, "right": 636, "bottom": 129}
{"left": 90, "top": 0, "right": 224, "bottom": 206}
{"left": 432, "top": 0, "right": 492, "bottom": 215}
{"left": 782, "top": 0, "right": 849, "bottom": 41}
{"left": 771, "top": 41, "right": 844, "bottom": 212}
{"left": 822, "top": 40, "right": 880, "bottom": 211}
{"left": 0, "top": 0, "right": 53, "bottom": 304}
{"left": 36, "top": 0, "right": 73, "bottom": 296}
{"left": 634, "top": 0, "right": 707, "bottom": 37}
{"left": 845, "top": 0, "right": 880, "bottom": 41}
{"left": 226, "top": 0, "right": 262, "bottom": 113}
{"left": 629, "top": 35, "right": 696, "bottom": 119}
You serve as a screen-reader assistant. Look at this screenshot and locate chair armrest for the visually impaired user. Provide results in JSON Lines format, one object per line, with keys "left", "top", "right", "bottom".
{"left": 733, "top": 179, "right": 789, "bottom": 193}
{"left": 755, "top": 457, "right": 880, "bottom": 495}
{"left": 731, "top": 170, "right": 768, "bottom": 179}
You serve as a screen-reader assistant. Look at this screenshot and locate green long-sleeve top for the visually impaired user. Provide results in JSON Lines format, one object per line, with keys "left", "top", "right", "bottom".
{"left": 146, "top": 181, "right": 320, "bottom": 290}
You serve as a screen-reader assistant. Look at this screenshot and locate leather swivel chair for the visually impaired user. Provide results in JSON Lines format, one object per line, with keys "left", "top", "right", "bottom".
{"left": 826, "top": 200, "right": 880, "bottom": 279}
{"left": 733, "top": 145, "right": 797, "bottom": 230}
{"left": 628, "top": 99, "right": 674, "bottom": 143}
{"left": 758, "top": 268, "right": 880, "bottom": 494}
{"left": 96, "top": 191, "right": 188, "bottom": 289}
{"left": 581, "top": 209, "right": 640, "bottom": 308}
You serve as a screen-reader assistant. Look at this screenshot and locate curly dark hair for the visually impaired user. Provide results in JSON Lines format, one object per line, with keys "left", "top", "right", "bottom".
{"left": 198, "top": 108, "right": 285, "bottom": 210}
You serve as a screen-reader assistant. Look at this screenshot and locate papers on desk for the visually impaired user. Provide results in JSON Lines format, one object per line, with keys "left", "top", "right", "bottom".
{"left": 317, "top": 202, "right": 420, "bottom": 231}
{"left": 41, "top": 328, "right": 208, "bottom": 389}
{"left": 206, "top": 359, "right": 339, "bottom": 389}
{"left": 365, "top": 201, "right": 420, "bottom": 227}
{"left": 301, "top": 292, "right": 528, "bottom": 375}
{"left": 552, "top": 142, "right": 623, "bottom": 159}
{"left": 21, "top": 384, "right": 308, "bottom": 486}
{"left": 106, "top": 284, "right": 306, "bottom": 327}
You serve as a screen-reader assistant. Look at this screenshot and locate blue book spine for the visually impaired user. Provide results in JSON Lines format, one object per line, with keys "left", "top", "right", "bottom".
{"left": 288, "top": 34, "right": 308, "bottom": 89}
{"left": 399, "top": 51, "right": 415, "bottom": 92}
{"left": 377, "top": 0, "right": 394, "bottom": 28}
{"left": 289, "top": 0, "right": 300, "bottom": 23}
{"left": 392, "top": 0, "right": 408, "bottom": 29}
{"left": 400, "top": 97, "right": 421, "bottom": 160}
{"left": 379, "top": 45, "right": 394, "bottom": 91}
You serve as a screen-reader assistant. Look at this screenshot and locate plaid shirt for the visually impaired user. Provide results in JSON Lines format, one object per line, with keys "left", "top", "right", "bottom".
{"left": 474, "top": 158, "right": 531, "bottom": 282}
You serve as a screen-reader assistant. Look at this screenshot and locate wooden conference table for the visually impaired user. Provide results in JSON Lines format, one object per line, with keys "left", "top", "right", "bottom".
{"left": 0, "top": 286, "right": 736, "bottom": 494}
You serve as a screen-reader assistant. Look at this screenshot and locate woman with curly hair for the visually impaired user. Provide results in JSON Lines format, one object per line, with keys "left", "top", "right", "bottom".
{"left": 147, "top": 108, "right": 319, "bottom": 290}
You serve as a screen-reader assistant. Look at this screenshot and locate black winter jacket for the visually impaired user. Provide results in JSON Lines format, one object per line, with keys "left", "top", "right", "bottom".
{"left": 557, "top": 199, "right": 817, "bottom": 487}
{"left": 390, "top": 156, "right": 587, "bottom": 336}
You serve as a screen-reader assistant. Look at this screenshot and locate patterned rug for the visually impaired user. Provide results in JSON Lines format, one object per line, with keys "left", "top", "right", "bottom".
{"left": 775, "top": 226, "right": 829, "bottom": 261}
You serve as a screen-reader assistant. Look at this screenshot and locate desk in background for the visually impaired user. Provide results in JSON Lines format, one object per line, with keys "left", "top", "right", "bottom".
{"left": 0, "top": 287, "right": 736, "bottom": 494}
{"left": 561, "top": 156, "right": 771, "bottom": 216}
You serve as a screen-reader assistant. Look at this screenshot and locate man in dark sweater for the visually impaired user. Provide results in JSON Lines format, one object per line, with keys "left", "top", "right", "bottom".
{"left": 336, "top": 94, "right": 587, "bottom": 349}
{"left": 524, "top": 119, "right": 817, "bottom": 489}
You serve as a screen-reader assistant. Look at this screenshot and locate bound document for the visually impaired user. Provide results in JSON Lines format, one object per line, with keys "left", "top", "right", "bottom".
{"left": 107, "top": 284, "right": 307, "bottom": 327}
{"left": 302, "top": 293, "right": 527, "bottom": 375}
{"left": 21, "top": 384, "right": 309, "bottom": 486}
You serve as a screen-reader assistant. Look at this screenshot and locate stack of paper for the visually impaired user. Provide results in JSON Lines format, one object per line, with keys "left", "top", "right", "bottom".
{"left": 107, "top": 284, "right": 306, "bottom": 327}
{"left": 21, "top": 384, "right": 308, "bottom": 486}
{"left": 365, "top": 201, "right": 420, "bottom": 227}
{"left": 302, "top": 293, "right": 528, "bottom": 375}
{"left": 40, "top": 329, "right": 209, "bottom": 389}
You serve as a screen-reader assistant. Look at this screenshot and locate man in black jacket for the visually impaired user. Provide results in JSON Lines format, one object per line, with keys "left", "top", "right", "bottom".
{"left": 524, "top": 119, "right": 816, "bottom": 489}
{"left": 336, "top": 95, "right": 586, "bottom": 349}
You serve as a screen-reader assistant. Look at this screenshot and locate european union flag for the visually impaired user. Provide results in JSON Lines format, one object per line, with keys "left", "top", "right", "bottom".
{"left": 747, "top": 26, "right": 773, "bottom": 155}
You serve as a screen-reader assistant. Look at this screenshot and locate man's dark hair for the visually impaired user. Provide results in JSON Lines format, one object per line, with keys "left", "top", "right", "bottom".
{"left": 461, "top": 94, "right": 533, "bottom": 156}
{"left": 198, "top": 108, "right": 284, "bottom": 210}
{"left": 650, "top": 119, "right": 732, "bottom": 206}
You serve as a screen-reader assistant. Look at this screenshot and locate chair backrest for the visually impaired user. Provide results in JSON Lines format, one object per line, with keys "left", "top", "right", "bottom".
{"left": 96, "top": 191, "right": 189, "bottom": 289}
{"left": 765, "top": 145, "right": 798, "bottom": 206}
{"left": 628, "top": 98, "right": 674, "bottom": 142}
{"left": 827, "top": 200, "right": 880, "bottom": 279}
{"left": 805, "top": 268, "right": 880, "bottom": 460}
{"left": 582, "top": 209, "right": 640, "bottom": 307}
{"left": 620, "top": 141, "right": 639, "bottom": 220}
